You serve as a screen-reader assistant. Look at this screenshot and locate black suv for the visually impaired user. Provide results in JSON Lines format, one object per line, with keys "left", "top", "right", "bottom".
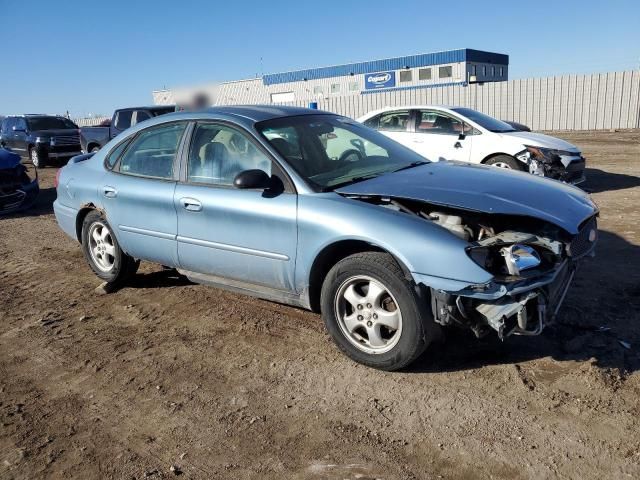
{"left": 0, "top": 115, "right": 82, "bottom": 168}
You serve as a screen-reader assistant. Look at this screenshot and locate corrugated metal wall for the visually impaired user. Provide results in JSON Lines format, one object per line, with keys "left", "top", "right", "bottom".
{"left": 273, "top": 70, "right": 640, "bottom": 131}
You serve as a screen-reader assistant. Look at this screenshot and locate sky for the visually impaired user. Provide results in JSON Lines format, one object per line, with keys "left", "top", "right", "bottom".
{"left": 1, "top": 0, "right": 638, "bottom": 118}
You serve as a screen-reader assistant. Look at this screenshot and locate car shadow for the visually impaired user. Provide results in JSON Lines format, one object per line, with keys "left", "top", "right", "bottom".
{"left": 582, "top": 168, "right": 640, "bottom": 193}
{"left": 127, "top": 268, "right": 194, "bottom": 289}
{"left": 407, "top": 229, "right": 640, "bottom": 375}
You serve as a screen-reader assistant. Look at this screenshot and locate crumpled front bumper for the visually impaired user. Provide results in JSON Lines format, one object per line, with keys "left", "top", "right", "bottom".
{"left": 469, "top": 260, "right": 576, "bottom": 338}
{"left": 0, "top": 173, "right": 39, "bottom": 215}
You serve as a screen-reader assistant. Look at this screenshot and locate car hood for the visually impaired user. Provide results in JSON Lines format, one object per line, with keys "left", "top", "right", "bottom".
{"left": 335, "top": 162, "right": 597, "bottom": 234}
{"left": 499, "top": 131, "right": 579, "bottom": 152}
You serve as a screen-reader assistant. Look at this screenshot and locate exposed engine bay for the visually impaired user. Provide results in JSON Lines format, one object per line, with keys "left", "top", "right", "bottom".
{"left": 355, "top": 195, "right": 598, "bottom": 339}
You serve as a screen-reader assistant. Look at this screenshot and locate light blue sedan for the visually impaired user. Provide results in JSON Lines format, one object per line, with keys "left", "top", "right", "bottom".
{"left": 54, "top": 106, "right": 598, "bottom": 370}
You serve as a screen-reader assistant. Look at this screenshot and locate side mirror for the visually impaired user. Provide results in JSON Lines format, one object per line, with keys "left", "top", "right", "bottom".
{"left": 458, "top": 133, "right": 466, "bottom": 140}
{"left": 234, "top": 169, "right": 271, "bottom": 189}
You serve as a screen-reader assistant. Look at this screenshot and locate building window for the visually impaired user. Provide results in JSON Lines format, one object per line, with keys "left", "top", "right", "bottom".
{"left": 313, "top": 85, "right": 323, "bottom": 94}
{"left": 470, "top": 65, "right": 476, "bottom": 76}
{"left": 499, "top": 67, "right": 504, "bottom": 77}
{"left": 482, "top": 65, "right": 487, "bottom": 76}
{"left": 418, "top": 68, "right": 432, "bottom": 80}
{"left": 399, "top": 70, "right": 412, "bottom": 82}
{"left": 438, "top": 66, "right": 452, "bottom": 79}
{"left": 270, "top": 91, "right": 295, "bottom": 103}
{"left": 348, "top": 82, "right": 359, "bottom": 91}
{"left": 491, "top": 66, "right": 495, "bottom": 77}
{"left": 330, "top": 83, "right": 340, "bottom": 94}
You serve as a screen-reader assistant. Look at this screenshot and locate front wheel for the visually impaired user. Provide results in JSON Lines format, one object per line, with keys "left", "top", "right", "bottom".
{"left": 484, "top": 154, "right": 524, "bottom": 171}
{"left": 81, "top": 210, "right": 139, "bottom": 286}
{"left": 30, "top": 147, "right": 45, "bottom": 168}
{"left": 320, "top": 252, "right": 434, "bottom": 371}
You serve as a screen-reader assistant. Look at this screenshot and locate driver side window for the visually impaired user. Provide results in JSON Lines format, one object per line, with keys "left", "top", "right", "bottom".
{"left": 187, "top": 123, "right": 272, "bottom": 186}
{"left": 416, "top": 110, "right": 470, "bottom": 136}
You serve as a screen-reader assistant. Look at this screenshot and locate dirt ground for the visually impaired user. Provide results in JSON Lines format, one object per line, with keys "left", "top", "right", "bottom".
{"left": 1, "top": 130, "right": 639, "bottom": 480}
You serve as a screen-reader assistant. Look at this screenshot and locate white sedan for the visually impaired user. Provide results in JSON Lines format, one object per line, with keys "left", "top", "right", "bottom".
{"left": 357, "top": 106, "right": 586, "bottom": 184}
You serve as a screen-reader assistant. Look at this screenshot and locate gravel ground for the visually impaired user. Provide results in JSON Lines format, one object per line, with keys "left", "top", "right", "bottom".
{"left": 1, "top": 130, "right": 639, "bottom": 479}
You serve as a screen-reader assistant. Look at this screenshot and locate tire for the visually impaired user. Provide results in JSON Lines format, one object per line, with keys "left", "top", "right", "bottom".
{"left": 30, "top": 147, "right": 45, "bottom": 168}
{"left": 90, "top": 145, "right": 100, "bottom": 153}
{"left": 320, "top": 252, "right": 434, "bottom": 371}
{"left": 81, "top": 210, "right": 139, "bottom": 285}
{"left": 484, "top": 154, "right": 524, "bottom": 171}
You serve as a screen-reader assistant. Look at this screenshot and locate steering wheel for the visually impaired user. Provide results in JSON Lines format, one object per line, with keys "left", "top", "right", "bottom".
{"left": 339, "top": 148, "right": 364, "bottom": 162}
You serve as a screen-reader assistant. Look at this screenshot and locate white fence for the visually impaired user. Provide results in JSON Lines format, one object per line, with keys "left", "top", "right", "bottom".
{"left": 73, "top": 116, "right": 110, "bottom": 127}
{"left": 273, "top": 70, "right": 640, "bottom": 131}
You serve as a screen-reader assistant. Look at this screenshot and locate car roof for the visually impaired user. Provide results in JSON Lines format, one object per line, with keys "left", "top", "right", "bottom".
{"left": 117, "top": 105, "right": 176, "bottom": 111}
{"left": 201, "top": 105, "right": 335, "bottom": 122}
{"left": 358, "top": 105, "right": 459, "bottom": 119}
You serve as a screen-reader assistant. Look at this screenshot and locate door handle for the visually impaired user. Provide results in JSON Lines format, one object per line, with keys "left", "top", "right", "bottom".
{"left": 454, "top": 142, "right": 463, "bottom": 149}
{"left": 103, "top": 186, "right": 117, "bottom": 198}
{"left": 180, "top": 197, "right": 202, "bottom": 212}
{"left": 412, "top": 139, "right": 424, "bottom": 143}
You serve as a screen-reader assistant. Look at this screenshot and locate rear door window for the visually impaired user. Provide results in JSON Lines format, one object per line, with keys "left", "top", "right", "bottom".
{"left": 117, "top": 122, "right": 186, "bottom": 179}
{"left": 134, "top": 110, "right": 152, "bottom": 124}
{"left": 114, "top": 110, "right": 133, "bottom": 130}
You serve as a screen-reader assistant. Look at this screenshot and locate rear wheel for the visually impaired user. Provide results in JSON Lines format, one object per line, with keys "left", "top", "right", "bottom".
{"left": 484, "top": 154, "right": 524, "bottom": 171}
{"left": 90, "top": 145, "right": 100, "bottom": 153}
{"left": 320, "top": 252, "right": 434, "bottom": 371}
{"left": 81, "top": 210, "right": 139, "bottom": 285}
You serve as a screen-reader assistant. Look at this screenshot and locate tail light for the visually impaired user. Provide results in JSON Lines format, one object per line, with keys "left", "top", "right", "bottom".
{"left": 54, "top": 168, "right": 62, "bottom": 188}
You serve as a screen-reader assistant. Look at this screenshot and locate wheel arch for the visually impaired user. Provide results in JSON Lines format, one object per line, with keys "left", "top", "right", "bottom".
{"left": 481, "top": 152, "right": 519, "bottom": 164}
{"left": 75, "top": 204, "right": 99, "bottom": 242}
{"left": 307, "top": 239, "right": 413, "bottom": 313}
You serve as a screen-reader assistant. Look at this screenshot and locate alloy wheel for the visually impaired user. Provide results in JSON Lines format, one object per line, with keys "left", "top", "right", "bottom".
{"left": 334, "top": 275, "right": 403, "bottom": 354}
{"left": 88, "top": 222, "right": 116, "bottom": 272}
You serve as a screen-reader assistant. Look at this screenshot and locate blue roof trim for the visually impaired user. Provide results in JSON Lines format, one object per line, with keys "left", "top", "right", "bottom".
{"left": 263, "top": 49, "right": 508, "bottom": 85}
{"left": 360, "top": 81, "right": 468, "bottom": 95}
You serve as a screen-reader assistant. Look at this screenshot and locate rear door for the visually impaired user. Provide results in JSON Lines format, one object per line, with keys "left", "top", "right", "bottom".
{"left": 174, "top": 121, "right": 298, "bottom": 291}
{"left": 101, "top": 121, "right": 188, "bottom": 266}
{"left": 408, "top": 109, "right": 472, "bottom": 162}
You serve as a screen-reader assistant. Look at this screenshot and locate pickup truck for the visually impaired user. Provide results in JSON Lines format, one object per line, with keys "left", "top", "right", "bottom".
{"left": 80, "top": 105, "right": 176, "bottom": 153}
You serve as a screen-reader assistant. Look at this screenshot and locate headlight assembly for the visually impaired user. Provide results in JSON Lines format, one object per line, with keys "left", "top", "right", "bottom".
{"left": 500, "top": 244, "right": 541, "bottom": 275}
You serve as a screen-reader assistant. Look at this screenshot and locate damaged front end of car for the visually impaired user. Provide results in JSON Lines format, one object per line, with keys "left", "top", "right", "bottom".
{"left": 355, "top": 194, "right": 597, "bottom": 340}
{"left": 516, "top": 146, "right": 586, "bottom": 185}
{"left": 0, "top": 149, "right": 39, "bottom": 214}
{"left": 428, "top": 207, "right": 597, "bottom": 340}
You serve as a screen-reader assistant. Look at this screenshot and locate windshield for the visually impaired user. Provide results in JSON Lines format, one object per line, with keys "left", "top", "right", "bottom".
{"left": 26, "top": 117, "right": 78, "bottom": 131}
{"left": 256, "top": 114, "right": 429, "bottom": 191}
{"left": 451, "top": 108, "right": 516, "bottom": 133}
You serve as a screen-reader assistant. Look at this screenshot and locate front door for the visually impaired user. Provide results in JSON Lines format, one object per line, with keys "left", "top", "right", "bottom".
{"left": 408, "top": 109, "right": 472, "bottom": 162}
{"left": 101, "top": 121, "right": 188, "bottom": 267}
{"left": 174, "top": 122, "right": 298, "bottom": 291}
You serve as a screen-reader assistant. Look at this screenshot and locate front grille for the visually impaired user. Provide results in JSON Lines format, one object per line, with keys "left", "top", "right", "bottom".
{"left": 569, "top": 217, "right": 597, "bottom": 259}
{"left": 53, "top": 135, "right": 80, "bottom": 146}
{"left": 52, "top": 145, "right": 81, "bottom": 154}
